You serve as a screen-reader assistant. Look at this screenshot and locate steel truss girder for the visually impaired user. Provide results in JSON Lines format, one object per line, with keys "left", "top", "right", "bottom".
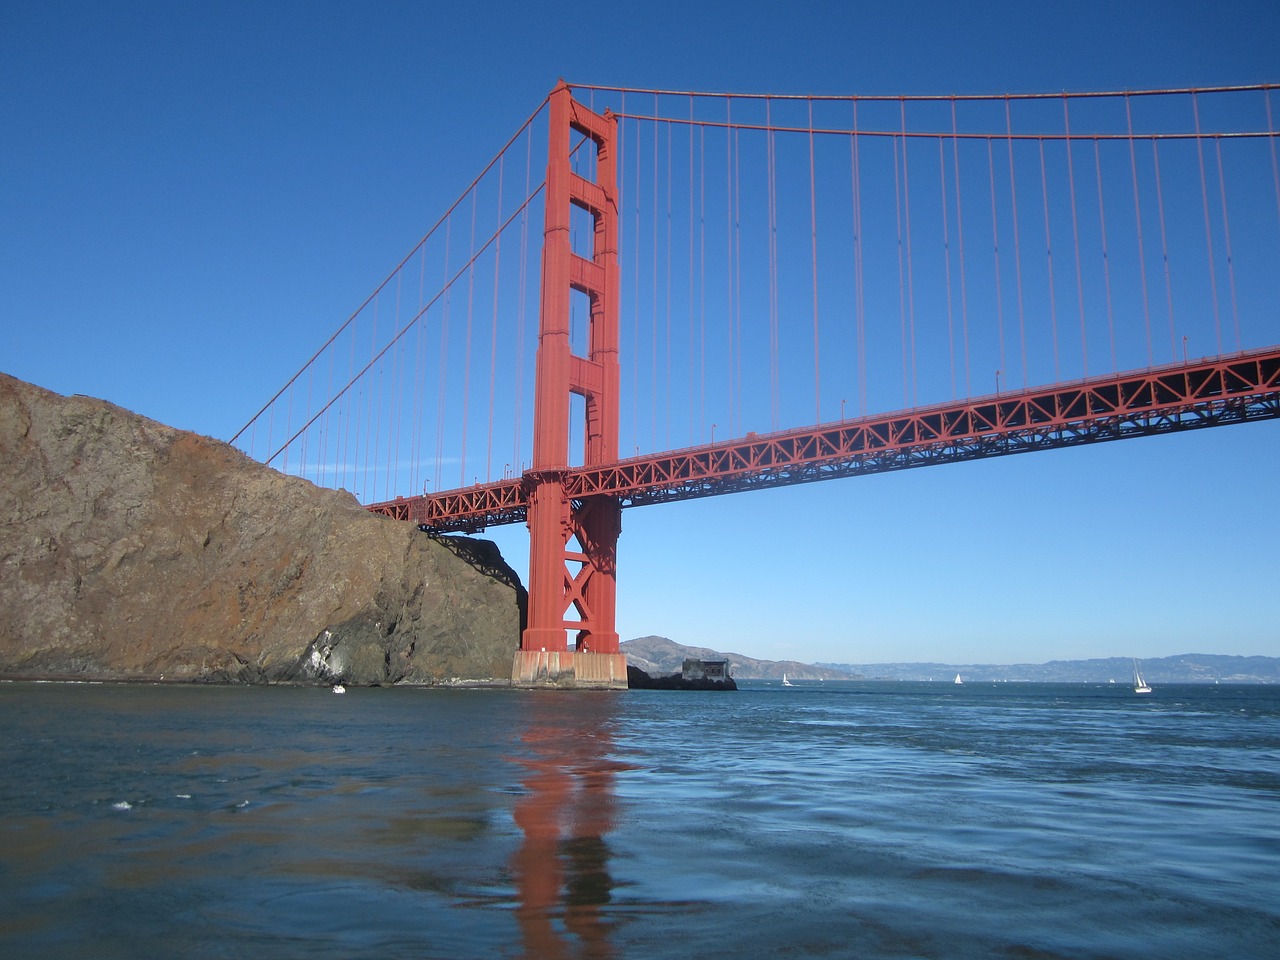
{"left": 367, "top": 345, "right": 1280, "bottom": 532}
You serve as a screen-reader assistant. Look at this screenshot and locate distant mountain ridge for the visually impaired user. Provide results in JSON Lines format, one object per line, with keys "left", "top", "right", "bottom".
{"left": 621, "top": 636, "right": 860, "bottom": 681}
{"left": 824, "top": 654, "right": 1280, "bottom": 683}
{"left": 621, "top": 637, "right": 1280, "bottom": 683}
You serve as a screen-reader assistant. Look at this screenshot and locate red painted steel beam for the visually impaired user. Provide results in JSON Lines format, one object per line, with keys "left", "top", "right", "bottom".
{"left": 366, "top": 345, "right": 1280, "bottom": 532}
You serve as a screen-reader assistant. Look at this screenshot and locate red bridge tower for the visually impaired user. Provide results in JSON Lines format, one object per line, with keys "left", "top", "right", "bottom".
{"left": 513, "top": 83, "right": 627, "bottom": 688}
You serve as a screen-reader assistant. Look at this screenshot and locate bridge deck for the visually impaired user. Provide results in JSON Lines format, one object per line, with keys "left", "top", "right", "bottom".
{"left": 367, "top": 345, "right": 1280, "bottom": 533}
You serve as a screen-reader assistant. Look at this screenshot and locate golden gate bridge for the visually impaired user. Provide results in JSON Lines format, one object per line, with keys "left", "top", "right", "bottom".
{"left": 232, "top": 81, "right": 1280, "bottom": 686}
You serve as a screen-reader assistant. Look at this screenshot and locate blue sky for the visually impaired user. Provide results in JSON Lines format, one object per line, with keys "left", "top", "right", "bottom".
{"left": 3, "top": 1, "right": 1278, "bottom": 664}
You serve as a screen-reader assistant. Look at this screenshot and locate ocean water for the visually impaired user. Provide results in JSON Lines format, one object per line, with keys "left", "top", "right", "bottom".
{"left": 0, "top": 679, "right": 1277, "bottom": 959}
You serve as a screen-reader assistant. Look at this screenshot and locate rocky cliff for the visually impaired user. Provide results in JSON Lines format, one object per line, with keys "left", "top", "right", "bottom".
{"left": 0, "top": 373, "right": 523, "bottom": 684}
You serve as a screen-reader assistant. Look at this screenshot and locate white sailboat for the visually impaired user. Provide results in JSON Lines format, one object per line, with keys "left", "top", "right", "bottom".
{"left": 1132, "top": 659, "right": 1152, "bottom": 694}
{"left": 782, "top": 673, "right": 794, "bottom": 687}
{"left": 953, "top": 673, "right": 963, "bottom": 684}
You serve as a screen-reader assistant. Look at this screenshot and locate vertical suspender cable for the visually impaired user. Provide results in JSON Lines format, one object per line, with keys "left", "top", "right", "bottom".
{"left": 434, "top": 219, "right": 451, "bottom": 491}
{"left": 373, "top": 301, "right": 387, "bottom": 499}
{"left": 808, "top": 96, "right": 821, "bottom": 422}
{"left": 670, "top": 120, "right": 680, "bottom": 450}
{"left": 987, "top": 137, "right": 1007, "bottom": 385}
{"left": 323, "top": 328, "right": 336, "bottom": 489}
{"left": 699, "top": 119, "right": 707, "bottom": 439}
{"left": 349, "top": 328, "right": 360, "bottom": 491}
{"left": 364, "top": 296, "right": 379, "bottom": 497}
{"left": 486, "top": 155, "right": 505, "bottom": 481}
{"left": 894, "top": 128, "right": 908, "bottom": 406}
{"left": 733, "top": 122, "right": 744, "bottom": 436}
{"left": 409, "top": 243, "right": 426, "bottom": 493}
{"left": 1093, "top": 138, "right": 1117, "bottom": 372}
{"left": 939, "top": 137, "right": 957, "bottom": 397}
{"left": 724, "top": 100, "right": 735, "bottom": 441}
{"left": 384, "top": 287, "right": 397, "bottom": 499}
{"left": 1151, "top": 140, "right": 1178, "bottom": 361}
{"left": 852, "top": 101, "right": 867, "bottom": 416}
{"left": 301, "top": 363, "right": 313, "bottom": 483}
{"left": 265, "top": 396, "right": 274, "bottom": 472}
{"left": 901, "top": 98, "right": 919, "bottom": 405}
{"left": 951, "top": 98, "right": 972, "bottom": 398}
{"left": 325, "top": 335, "right": 334, "bottom": 488}
{"left": 346, "top": 320, "right": 358, "bottom": 492}
{"left": 515, "top": 124, "right": 533, "bottom": 474}
{"left": 767, "top": 96, "right": 780, "bottom": 428}
{"left": 413, "top": 244, "right": 428, "bottom": 493}
{"left": 369, "top": 299, "right": 383, "bottom": 499}
{"left": 688, "top": 96, "right": 697, "bottom": 444}
{"left": 1063, "top": 95, "right": 1089, "bottom": 377}
{"left": 1038, "top": 138, "right": 1060, "bottom": 381}
{"left": 282, "top": 384, "right": 292, "bottom": 475}
{"left": 1214, "top": 136, "right": 1241, "bottom": 350}
{"left": 651, "top": 96, "right": 659, "bottom": 451}
{"left": 460, "top": 191, "right": 477, "bottom": 486}
{"left": 1267, "top": 90, "right": 1280, "bottom": 234}
{"left": 632, "top": 106, "right": 642, "bottom": 453}
{"left": 1006, "top": 98, "right": 1029, "bottom": 387}
{"left": 1192, "top": 93, "right": 1224, "bottom": 355}
{"left": 387, "top": 272, "right": 405, "bottom": 499}
{"left": 1125, "top": 95, "right": 1154, "bottom": 365}
{"left": 420, "top": 252, "right": 432, "bottom": 492}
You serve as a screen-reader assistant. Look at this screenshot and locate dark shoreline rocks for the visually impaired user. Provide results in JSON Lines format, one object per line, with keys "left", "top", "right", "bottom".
{"left": 626, "top": 664, "right": 737, "bottom": 690}
{"left": 0, "top": 373, "right": 524, "bottom": 685}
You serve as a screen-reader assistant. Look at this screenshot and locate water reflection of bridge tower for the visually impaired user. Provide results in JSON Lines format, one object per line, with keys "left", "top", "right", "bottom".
{"left": 510, "top": 695, "right": 625, "bottom": 958}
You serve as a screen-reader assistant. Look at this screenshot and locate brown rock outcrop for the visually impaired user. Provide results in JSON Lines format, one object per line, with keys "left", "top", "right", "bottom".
{"left": 0, "top": 373, "right": 523, "bottom": 684}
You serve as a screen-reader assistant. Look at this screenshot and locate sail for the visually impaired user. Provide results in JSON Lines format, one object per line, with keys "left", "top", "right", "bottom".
{"left": 1132, "top": 659, "right": 1152, "bottom": 693}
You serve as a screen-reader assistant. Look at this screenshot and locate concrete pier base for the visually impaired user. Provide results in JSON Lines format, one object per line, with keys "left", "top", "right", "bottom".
{"left": 511, "top": 651, "right": 628, "bottom": 689}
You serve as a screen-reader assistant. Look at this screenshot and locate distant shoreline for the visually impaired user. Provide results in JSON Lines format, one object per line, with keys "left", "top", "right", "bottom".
{"left": 738, "top": 677, "right": 1276, "bottom": 685}
{"left": 3, "top": 674, "right": 1274, "bottom": 689}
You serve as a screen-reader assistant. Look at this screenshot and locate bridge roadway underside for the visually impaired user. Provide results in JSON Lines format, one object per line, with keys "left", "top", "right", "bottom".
{"left": 368, "top": 345, "right": 1280, "bottom": 533}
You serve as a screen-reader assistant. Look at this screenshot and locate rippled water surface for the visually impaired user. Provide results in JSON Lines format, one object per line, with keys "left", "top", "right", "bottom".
{"left": 1, "top": 680, "right": 1277, "bottom": 958}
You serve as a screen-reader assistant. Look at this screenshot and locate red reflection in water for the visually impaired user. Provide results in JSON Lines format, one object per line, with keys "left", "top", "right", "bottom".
{"left": 510, "top": 698, "right": 627, "bottom": 960}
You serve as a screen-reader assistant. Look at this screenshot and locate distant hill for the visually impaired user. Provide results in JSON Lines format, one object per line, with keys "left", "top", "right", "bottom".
{"left": 622, "top": 636, "right": 860, "bottom": 680}
{"left": 818, "top": 654, "right": 1280, "bottom": 683}
{"left": 620, "top": 637, "right": 1280, "bottom": 683}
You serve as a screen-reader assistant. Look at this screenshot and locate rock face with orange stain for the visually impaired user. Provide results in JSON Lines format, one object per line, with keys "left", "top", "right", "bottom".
{"left": 0, "top": 373, "right": 523, "bottom": 685}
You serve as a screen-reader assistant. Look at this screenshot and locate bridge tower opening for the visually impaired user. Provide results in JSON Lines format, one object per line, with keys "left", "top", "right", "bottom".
{"left": 514, "top": 83, "right": 626, "bottom": 688}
